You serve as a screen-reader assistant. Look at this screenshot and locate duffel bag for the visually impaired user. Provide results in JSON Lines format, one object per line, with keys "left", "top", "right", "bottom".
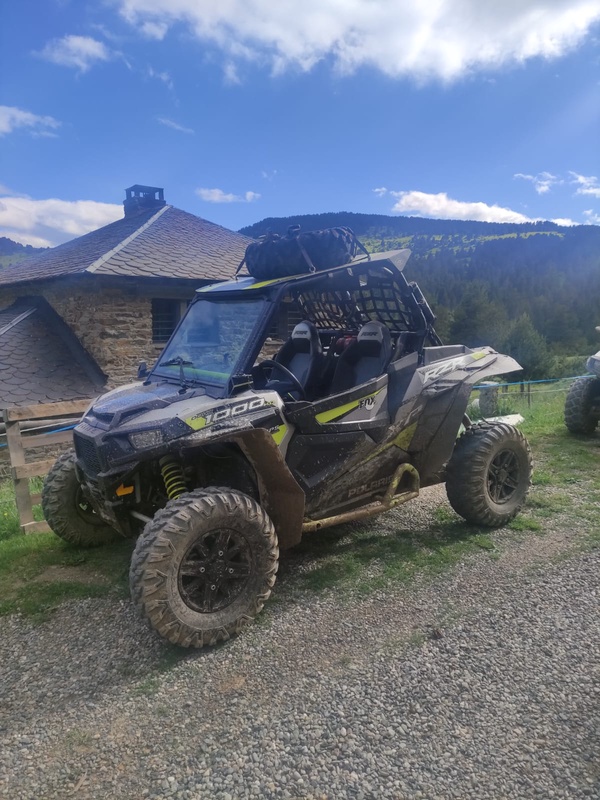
{"left": 237, "top": 225, "right": 370, "bottom": 281}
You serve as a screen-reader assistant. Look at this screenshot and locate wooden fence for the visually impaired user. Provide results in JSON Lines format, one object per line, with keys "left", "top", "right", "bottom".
{"left": 2, "top": 399, "right": 92, "bottom": 534}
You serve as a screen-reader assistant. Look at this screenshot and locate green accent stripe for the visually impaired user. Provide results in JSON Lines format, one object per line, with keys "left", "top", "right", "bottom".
{"left": 362, "top": 421, "right": 418, "bottom": 463}
{"left": 161, "top": 365, "right": 228, "bottom": 380}
{"left": 316, "top": 398, "right": 361, "bottom": 424}
{"left": 243, "top": 277, "right": 286, "bottom": 290}
{"left": 315, "top": 390, "right": 380, "bottom": 424}
{"left": 271, "top": 424, "right": 287, "bottom": 445}
{"left": 185, "top": 415, "right": 207, "bottom": 431}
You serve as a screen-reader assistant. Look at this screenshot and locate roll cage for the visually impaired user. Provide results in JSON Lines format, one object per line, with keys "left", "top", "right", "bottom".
{"left": 149, "top": 249, "right": 442, "bottom": 399}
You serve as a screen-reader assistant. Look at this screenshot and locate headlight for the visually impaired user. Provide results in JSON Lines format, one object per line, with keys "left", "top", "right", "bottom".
{"left": 129, "top": 429, "right": 163, "bottom": 449}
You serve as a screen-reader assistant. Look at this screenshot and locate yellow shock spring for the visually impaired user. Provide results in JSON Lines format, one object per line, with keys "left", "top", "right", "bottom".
{"left": 160, "top": 456, "right": 187, "bottom": 500}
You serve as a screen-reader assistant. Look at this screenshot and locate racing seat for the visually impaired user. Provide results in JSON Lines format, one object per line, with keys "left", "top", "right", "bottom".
{"left": 260, "top": 321, "right": 323, "bottom": 399}
{"left": 330, "top": 321, "right": 392, "bottom": 394}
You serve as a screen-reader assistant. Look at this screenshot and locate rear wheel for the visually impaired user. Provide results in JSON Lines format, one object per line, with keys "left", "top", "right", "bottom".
{"left": 42, "top": 450, "right": 119, "bottom": 546}
{"left": 446, "top": 423, "right": 532, "bottom": 527}
{"left": 130, "top": 489, "right": 278, "bottom": 648}
{"left": 564, "top": 376, "right": 600, "bottom": 434}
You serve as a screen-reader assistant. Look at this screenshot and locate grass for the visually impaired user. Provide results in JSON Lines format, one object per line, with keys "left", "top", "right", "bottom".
{"left": 0, "top": 477, "right": 45, "bottom": 541}
{"left": 0, "top": 518, "right": 132, "bottom": 619}
{"left": 0, "top": 384, "right": 597, "bottom": 620}
{"left": 287, "top": 517, "right": 498, "bottom": 597}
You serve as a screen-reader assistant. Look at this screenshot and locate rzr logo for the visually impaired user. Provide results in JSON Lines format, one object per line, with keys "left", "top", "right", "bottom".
{"left": 421, "top": 355, "right": 474, "bottom": 384}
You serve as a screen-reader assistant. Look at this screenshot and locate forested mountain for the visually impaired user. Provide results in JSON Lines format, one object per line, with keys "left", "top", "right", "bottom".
{"left": 240, "top": 213, "right": 600, "bottom": 378}
{"left": 0, "top": 237, "right": 47, "bottom": 268}
{"left": 240, "top": 212, "right": 567, "bottom": 240}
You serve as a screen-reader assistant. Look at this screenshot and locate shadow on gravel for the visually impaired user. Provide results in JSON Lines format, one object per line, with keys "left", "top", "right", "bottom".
{"left": 277, "top": 511, "right": 494, "bottom": 596}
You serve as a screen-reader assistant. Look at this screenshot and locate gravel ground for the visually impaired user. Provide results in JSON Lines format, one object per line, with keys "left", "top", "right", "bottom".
{"left": 0, "top": 487, "right": 598, "bottom": 800}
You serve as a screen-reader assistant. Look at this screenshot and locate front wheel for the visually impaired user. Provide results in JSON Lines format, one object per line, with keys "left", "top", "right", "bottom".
{"left": 564, "top": 376, "right": 600, "bottom": 434}
{"left": 129, "top": 489, "right": 279, "bottom": 648}
{"left": 445, "top": 423, "right": 532, "bottom": 527}
{"left": 42, "top": 450, "right": 119, "bottom": 546}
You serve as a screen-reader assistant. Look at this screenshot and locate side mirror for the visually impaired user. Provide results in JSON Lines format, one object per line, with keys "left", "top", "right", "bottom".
{"left": 137, "top": 361, "right": 149, "bottom": 380}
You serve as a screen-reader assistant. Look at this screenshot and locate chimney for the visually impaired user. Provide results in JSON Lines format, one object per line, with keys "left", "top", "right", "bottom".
{"left": 123, "top": 185, "right": 166, "bottom": 217}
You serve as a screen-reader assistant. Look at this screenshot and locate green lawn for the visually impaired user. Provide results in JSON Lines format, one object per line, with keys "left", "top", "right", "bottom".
{"left": 0, "top": 478, "right": 132, "bottom": 618}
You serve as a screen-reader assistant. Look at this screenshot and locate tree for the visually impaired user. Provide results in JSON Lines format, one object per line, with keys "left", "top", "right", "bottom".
{"left": 448, "top": 284, "right": 508, "bottom": 349}
{"left": 500, "top": 314, "right": 553, "bottom": 380}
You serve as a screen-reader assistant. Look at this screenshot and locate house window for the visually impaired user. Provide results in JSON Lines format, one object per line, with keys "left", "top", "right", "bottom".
{"left": 268, "top": 300, "right": 304, "bottom": 341}
{"left": 152, "top": 299, "right": 186, "bottom": 343}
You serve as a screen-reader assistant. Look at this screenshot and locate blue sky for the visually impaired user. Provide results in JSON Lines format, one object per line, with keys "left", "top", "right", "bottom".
{"left": 1, "top": 0, "right": 599, "bottom": 247}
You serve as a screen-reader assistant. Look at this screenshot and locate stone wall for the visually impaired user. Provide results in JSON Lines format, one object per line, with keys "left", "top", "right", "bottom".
{"left": 0, "top": 276, "right": 198, "bottom": 389}
{"left": 44, "top": 284, "right": 155, "bottom": 387}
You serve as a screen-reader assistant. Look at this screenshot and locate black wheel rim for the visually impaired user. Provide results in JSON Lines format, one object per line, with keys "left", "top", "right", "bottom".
{"left": 487, "top": 449, "right": 520, "bottom": 504}
{"left": 178, "top": 528, "right": 252, "bottom": 613}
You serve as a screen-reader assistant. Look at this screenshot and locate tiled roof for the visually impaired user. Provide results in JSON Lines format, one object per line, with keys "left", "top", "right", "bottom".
{"left": 0, "top": 298, "right": 107, "bottom": 407}
{"left": 0, "top": 206, "right": 254, "bottom": 287}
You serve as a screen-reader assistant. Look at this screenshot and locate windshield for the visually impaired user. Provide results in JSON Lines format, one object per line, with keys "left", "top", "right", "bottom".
{"left": 152, "top": 297, "right": 268, "bottom": 388}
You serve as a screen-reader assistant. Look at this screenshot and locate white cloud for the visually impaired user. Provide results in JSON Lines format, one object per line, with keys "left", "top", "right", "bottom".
{"left": 551, "top": 217, "right": 578, "bottom": 227}
{"left": 514, "top": 171, "right": 562, "bottom": 194}
{"left": 570, "top": 171, "right": 600, "bottom": 198}
{"left": 117, "top": 0, "right": 600, "bottom": 81}
{"left": 147, "top": 66, "right": 174, "bottom": 90}
{"left": 390, "top": 190, "right": 533, "bottom": 223}
{"left": 0, "top": 106, "right": 61, "bottom": 138}
{"left": 583, "top": 210, "right": 600, "bottom": 224}
{"left": 157, "top": 117, "right": 194, "bottom": 134}
{"left": 223, "top": 62, "right": 242, "bottom": 85}
{"left": 387, "top": 189, "right": 577, "bottom": 226}
{"left": 373, "top": 187, "right": 388, "bottom": 197}
{"left": 0, "top": 192, "right": 122, "bottom": 247}
{"left": 37, "top": 35, "right": 111, "bottom": 72}
{"left": 196, "top": 188, "right": 261, "bottom": 203}
{"left": 141, "top": 20, "right": 169, "bottom": 40}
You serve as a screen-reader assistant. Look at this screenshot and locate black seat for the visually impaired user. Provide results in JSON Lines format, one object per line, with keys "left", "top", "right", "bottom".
{"left": 271, "top": 321, "right": 323, "bottom": 397}
{"left": 330, "top": 321, "right": 392, "bottom": 394}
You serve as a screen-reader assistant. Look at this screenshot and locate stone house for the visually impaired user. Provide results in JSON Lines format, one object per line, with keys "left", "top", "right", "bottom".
{"left": 0, "top": 185, "right": 255, "bottom": 397}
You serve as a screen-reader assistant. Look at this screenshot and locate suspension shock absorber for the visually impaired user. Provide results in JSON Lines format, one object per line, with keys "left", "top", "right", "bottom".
{"left": 160, "top": 456, "right": 188, "bottom": 500}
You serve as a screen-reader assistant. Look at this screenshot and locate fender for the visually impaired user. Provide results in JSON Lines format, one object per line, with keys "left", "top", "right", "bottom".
{"left": 220, "top": 428, "right": 305, "bottom": 549}
{"left": 467, "top": 353, "right": 522, "bottom": 384}
{"left": 412, "top": 352, "right": 523, "bottom": 485}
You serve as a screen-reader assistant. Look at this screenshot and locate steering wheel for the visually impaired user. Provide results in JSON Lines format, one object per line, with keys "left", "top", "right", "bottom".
{"left": 255, "top": 359, "right": 306, "bottom": 400}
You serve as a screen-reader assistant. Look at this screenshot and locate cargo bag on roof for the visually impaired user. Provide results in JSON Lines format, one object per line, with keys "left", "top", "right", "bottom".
{"left": 237, "top": 225, "right": 370, "bottom": 282}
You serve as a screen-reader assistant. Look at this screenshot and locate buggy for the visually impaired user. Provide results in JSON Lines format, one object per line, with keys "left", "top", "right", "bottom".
{"left": 564, "top": 330, "right": 600, "bottom": 434}
{"left": 42, "top": 249, "right": 532, "bottom": 647}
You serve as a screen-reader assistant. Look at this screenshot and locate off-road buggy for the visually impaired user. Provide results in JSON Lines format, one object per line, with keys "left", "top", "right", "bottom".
{"left": 564, "top": 330, "right": 600, "bottom": 434}
{"left": 42, "top": 250, "right": 532, "bottom": 648}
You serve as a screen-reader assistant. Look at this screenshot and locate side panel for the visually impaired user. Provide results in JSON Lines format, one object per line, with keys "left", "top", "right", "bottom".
{"left": 285, "top": 375, "right": 397, "bottom": 516}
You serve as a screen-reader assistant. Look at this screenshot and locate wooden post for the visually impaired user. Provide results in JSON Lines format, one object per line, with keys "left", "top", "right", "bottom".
{"left": 4, "top": 417, "right": 34, "bottom": 527}
{"left": 2, "top": 399, "right": 93, "bottom": 534}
